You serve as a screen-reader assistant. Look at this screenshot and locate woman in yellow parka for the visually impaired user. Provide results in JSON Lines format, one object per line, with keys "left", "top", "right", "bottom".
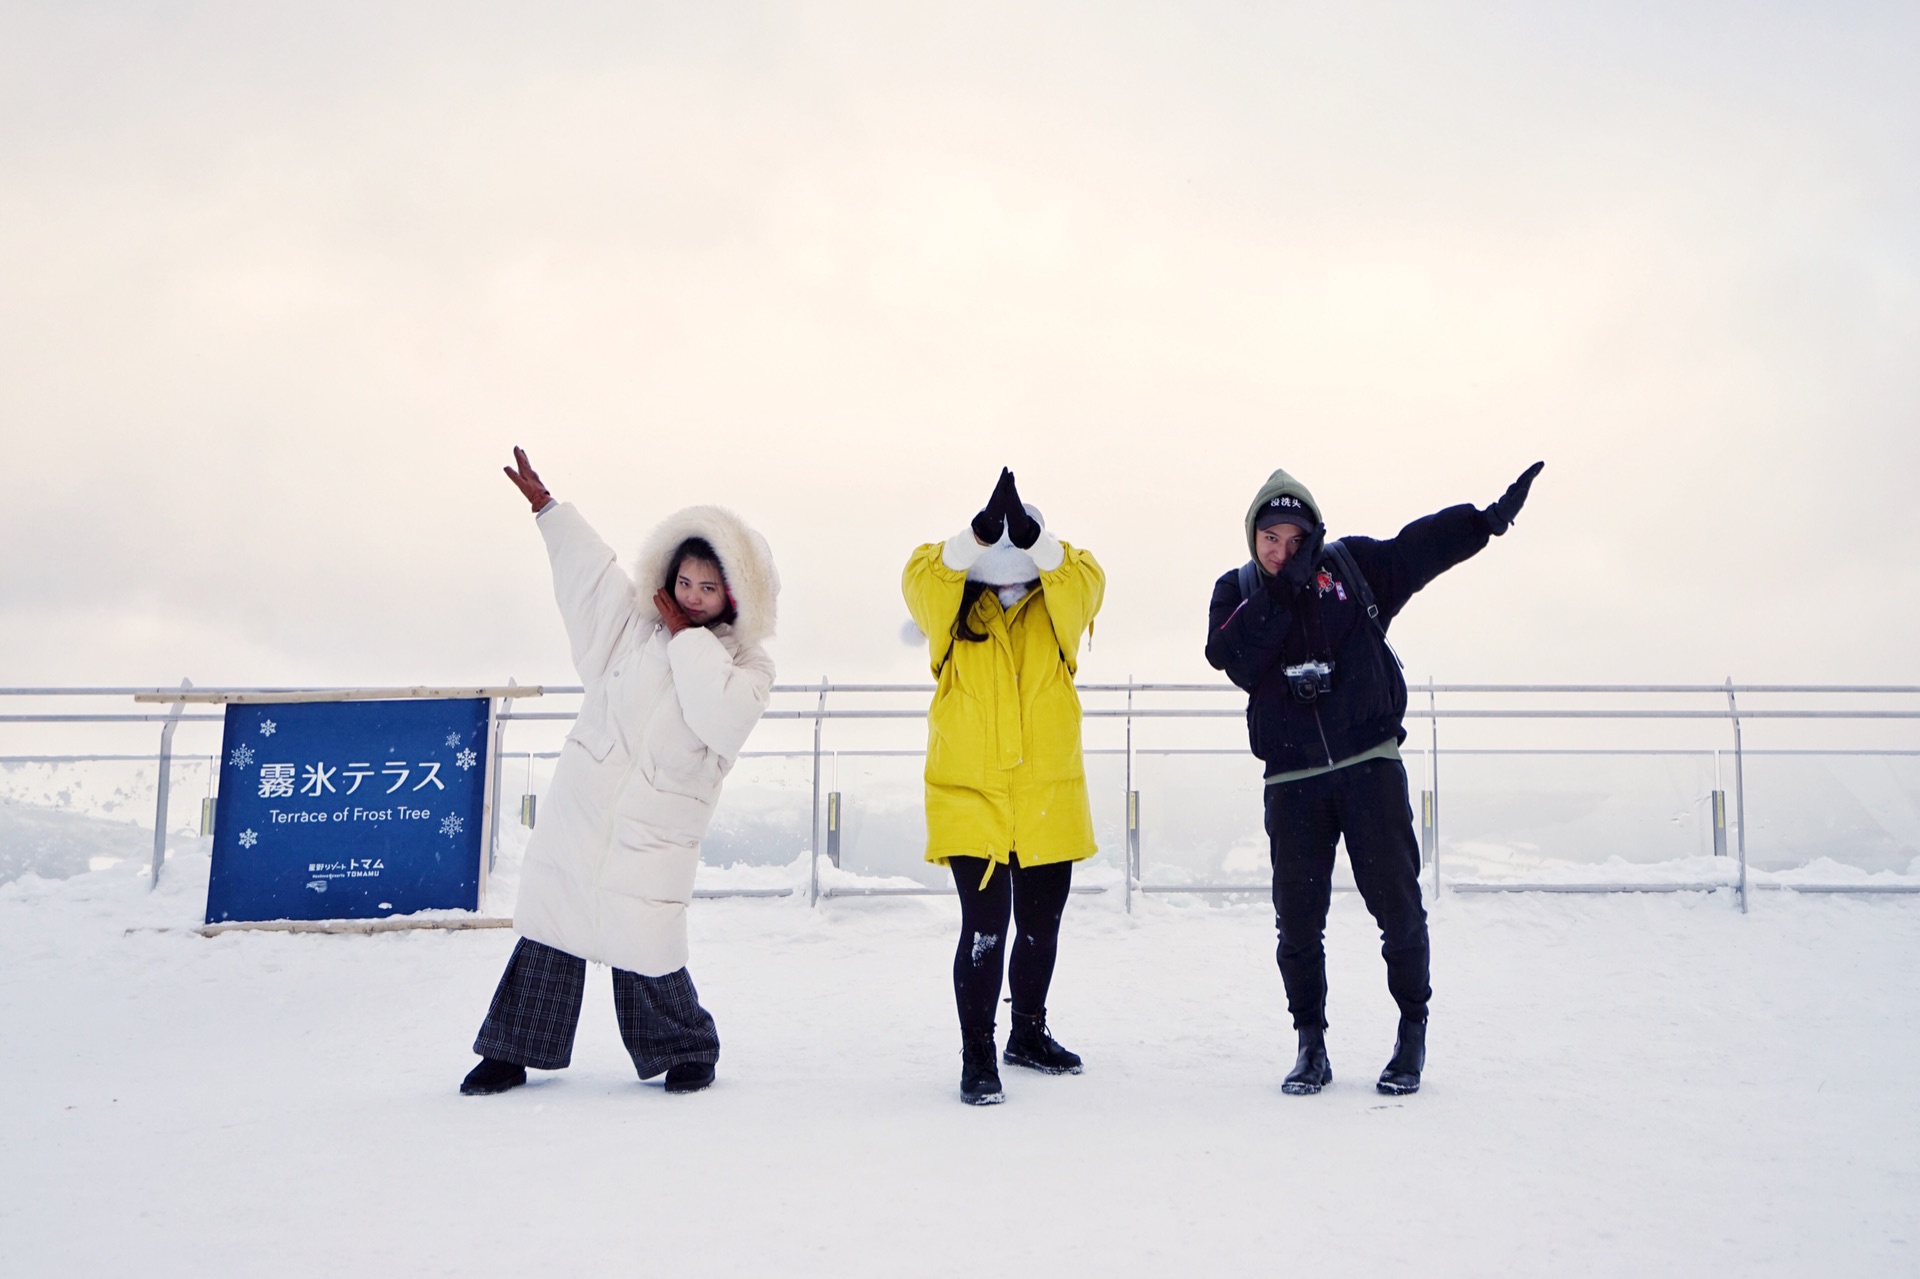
{"left": 902, "top": 467, "right": 1105, "bottom": 1105}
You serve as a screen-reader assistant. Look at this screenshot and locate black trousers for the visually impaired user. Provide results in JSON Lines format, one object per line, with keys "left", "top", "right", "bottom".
{"left": 948, "top": 853, "right": 1073, "bottom": 1035}
{"left": 472, "top": 937, "right": 720, "bottom": 1077}
{"left": 1264, "top": 757, "right": 1431, "bottom": 1030}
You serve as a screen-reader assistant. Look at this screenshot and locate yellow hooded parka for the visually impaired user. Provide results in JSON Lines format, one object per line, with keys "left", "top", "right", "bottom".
{"left": 902, "top": 528, "right": 1105, "bottom": 874}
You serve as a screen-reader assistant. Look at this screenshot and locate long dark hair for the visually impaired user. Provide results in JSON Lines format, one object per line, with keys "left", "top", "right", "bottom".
{"left": 664, "top": 536, "right": 737, "bottom": 628}
{"left": 951, "top": 580, "right": 996, "bottom": 643}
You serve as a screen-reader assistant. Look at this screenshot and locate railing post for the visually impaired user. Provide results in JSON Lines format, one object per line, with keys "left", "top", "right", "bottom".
{"left": 1428, "top": 679, "right": 1441, "bottom": 897}
{"left": 808, "top": 679, "right": 827, "bottom": 906}
{"left": 149, "top": 678, "right": 191, "bottom": 890}
{"left": 485, "top": 680, "right": 512, "bottom": 878}
{"left": 1124, "top": 677, "right": 1135, "bottom": 914}
{"left": 1710, "top": 790, "right": 1728, "bottom": 858}
{"left": 1725, "top": 678, "right": 1749, "bottom": 913}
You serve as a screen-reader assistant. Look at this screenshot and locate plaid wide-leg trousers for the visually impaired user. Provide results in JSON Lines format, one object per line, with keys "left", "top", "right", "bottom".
{"left": 473, "top": 937, "right": 720, "bottom": 1078}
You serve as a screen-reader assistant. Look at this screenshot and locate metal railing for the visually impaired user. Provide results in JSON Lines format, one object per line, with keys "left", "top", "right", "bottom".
{"left": 5, "top": 681, "right": 1920, "bottom": 915}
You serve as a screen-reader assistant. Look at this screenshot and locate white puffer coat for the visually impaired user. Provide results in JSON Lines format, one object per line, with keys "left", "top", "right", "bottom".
{"left": 512, "top": 501, "right": 778, "bottom": 976}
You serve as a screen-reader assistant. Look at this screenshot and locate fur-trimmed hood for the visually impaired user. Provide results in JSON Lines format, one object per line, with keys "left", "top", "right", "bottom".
{"left": 633, "top": 505, "right": 780, "bottom": 649}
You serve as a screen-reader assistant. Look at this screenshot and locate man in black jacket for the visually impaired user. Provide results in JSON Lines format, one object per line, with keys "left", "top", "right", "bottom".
{"left": 1205, "top": 462, "right": 1543, "bottom": 1096}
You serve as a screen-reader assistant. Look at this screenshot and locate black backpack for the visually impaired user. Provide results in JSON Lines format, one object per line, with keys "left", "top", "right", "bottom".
{"left": 1238, "top": 540, "right": 1401, "bottom": 669}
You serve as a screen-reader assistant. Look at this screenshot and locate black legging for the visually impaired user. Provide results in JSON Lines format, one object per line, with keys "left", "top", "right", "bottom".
{"left": 948, "top": 852, "right": 1073, "bottom": 1034}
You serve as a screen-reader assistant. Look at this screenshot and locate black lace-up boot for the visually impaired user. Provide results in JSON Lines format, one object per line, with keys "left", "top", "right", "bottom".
{"left": 1376, "top": 1016, "right": 1426, "bottom": 1095}
{"left": 460, "top": 1057, "right": 527, "bottom": 1096}
{"left": 1282, "top": 1027, "right": 1332, "bottom": 1095}
{"left": 664, "top": 1062, "right": 715, "bottom": 1094}
{"left": 1003, "top": 1009, "right": 1084, "bottom": 1075}
{"left": 960, "top": 1029, "right": 1006, "bottom": 1105}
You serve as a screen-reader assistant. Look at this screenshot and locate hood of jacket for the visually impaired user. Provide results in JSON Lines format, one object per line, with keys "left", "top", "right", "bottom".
{"left": 1243, "top": 468, "right": 1324, "bottom": 560}
{"left": 634, "top": 505, "right": 780, "bottom": 649}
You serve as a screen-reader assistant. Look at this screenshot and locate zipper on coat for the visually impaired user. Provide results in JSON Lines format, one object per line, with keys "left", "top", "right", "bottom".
{"left": 1311, "top": 705, "right": 1335, "bottom": 768}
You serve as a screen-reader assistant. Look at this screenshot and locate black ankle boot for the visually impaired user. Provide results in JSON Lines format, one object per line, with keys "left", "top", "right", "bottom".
{"left": 460, "top": 1057, "right": 527, "bottom": 1096}
{"left": 1004, "top": 1009, "right": 1083, "bottom": 1075}
{"left": 1376, "top": 1016, "right": 1426, "bottom": 1095}
{"left": 664, "top": 1062, "right": 715, "bottom": 1094}
{"left": 1282, "top": 1027, "right": 1332, "bottom": 1095}
{"left": 960, "top": 1029, "right": 1006, "bottom": 1105}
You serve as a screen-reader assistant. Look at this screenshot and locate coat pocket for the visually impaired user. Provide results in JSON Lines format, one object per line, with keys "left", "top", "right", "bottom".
{"left": 925, "top": 690, "right": 987, "bottom": 786}
{"left": 566, "top": 693, "right": 623, "bottom": 762}
{"left": 565, "top": 726, "right": 617, "bottom": 763}
{"left": 1024, "top": 678, "right": 1086, "bottom": 782}
{"left": 617, "top": 784, "right": 716, "bottom": 847}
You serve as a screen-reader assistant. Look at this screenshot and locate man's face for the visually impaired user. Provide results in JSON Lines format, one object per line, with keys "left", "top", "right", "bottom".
{"left": 1256, "top": 524, "right": 1307, "bottom": 576}
{"left": 675, "top": 559, "right": 728, "bottom": 624}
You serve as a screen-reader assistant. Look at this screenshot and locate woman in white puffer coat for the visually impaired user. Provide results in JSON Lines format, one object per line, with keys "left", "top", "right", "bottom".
{"left": 461, "top": 448, "right": 778, "bottom": 1097}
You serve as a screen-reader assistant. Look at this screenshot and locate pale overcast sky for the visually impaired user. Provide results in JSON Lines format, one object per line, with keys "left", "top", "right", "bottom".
{"left": 4, "top": 1, "right": 1916, "bottom": 690}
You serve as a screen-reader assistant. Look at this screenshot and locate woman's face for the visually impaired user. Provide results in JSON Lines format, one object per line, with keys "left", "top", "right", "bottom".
{"left": 675, "top": 557, "right": 728, "bottom": 624}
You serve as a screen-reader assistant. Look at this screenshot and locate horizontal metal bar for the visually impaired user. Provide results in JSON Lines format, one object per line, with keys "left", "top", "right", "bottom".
{"left": 1134, "top": 883, "right": 1365, "bottom": 894}
{"left": 1450, "top": 882, "right": 1725, "bottom": 894}
{"left": 1413, "top": 684, "right": 1920, "bottom": 695}
{"left": 9, "top": 682, "right": 1920, "bottom": 700}
{"left": 183, "top": 916, "right": 516, "bottom": 937}
{"left": 133, "top": 687, "right": 546, "bottom": 705}
{"left": 691, "top": 887, "right": 794, "bottom": 898}
{"left": 1753, "top": 883, "right": 1920, "bottom": 894}
{"left": 0, "top": 714, "right": 225, "bottom": 724}
{"left": 820, "top": 884, "right": 1110, "bottom": 898}
{"left": 0, "top": 754, "right": 218, "bottom": 764}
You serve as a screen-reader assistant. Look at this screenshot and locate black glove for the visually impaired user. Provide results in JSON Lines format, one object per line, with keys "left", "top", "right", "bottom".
{"left": 972, "top": 468, "right": 1016, "bottom": 543}
{"left": 1000, "top": 470, "right": 1041, "bottom": 550}
{"left": 1483, "top": 461, "right": 1545, "bottom": 535}
{"left": 1266, "top": 526, "right": 1324, "bottom": 599}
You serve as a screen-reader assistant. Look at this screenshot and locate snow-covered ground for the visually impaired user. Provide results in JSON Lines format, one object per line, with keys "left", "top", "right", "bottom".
{"left": 2, "top": 810, "right": 1917, "bottom": 1276}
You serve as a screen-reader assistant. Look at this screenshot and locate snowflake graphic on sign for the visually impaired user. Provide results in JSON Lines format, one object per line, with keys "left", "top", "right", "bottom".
{"left": 445, "top": 732, "right": 463, "bottom": 748}
{"left": 259, "top": 720, "right": 277, "bottom": 737}
{"left": 455, "top": 748, "right": 478, "bottom": 771}
{"left": 441, "top": 814, "right": 465, "bottom": 838}
{"left": 238, "top": 829, "right": 258, "bottom": 849}
{"left": 229, "top": 744, "right": 256, "bottom": 769}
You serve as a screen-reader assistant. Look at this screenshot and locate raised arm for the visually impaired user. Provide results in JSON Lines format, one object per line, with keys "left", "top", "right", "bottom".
{"left": 1344, "top": 461, "right": 1544, "bottom": 622}
{"left": 506, "top": 449, "right": 639, "bottom": 685}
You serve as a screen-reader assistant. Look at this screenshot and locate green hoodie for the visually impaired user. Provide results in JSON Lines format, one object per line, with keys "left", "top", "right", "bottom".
{"left": 1243, "top": 468, "right": 1323, "bottom": 560}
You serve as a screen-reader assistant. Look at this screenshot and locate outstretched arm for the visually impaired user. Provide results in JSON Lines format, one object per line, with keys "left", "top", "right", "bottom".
{"left": 1346, "top": 461, "right": 1546, "bottom": 621}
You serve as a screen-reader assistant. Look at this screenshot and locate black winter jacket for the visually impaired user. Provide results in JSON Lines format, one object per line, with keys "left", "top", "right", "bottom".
{"left": 1206, "top": 504, "right": 1490, "bottom": 775}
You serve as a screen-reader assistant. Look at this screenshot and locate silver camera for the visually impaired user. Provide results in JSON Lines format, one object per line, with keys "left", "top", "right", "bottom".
{"left": 1283, "top": 660, "right": 1335, "bottom": 703}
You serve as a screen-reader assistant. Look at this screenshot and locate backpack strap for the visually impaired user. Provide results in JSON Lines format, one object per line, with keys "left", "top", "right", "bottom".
{"left": 1237, "top": 560, "right": 1260, "bottom": 602}
{"left": 1325, "top": 539, "right": 1402, "bottom": 671}
{"left": 1324, "top": 539, "right": 1376, "bottom": 620}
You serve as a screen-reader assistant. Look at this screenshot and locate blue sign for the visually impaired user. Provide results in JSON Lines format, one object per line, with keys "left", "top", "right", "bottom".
{"left": 206, "top": 698, "right": 490, "bottom": 924}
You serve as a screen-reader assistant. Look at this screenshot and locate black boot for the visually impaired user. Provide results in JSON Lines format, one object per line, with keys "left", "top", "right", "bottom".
{"left": 960, "top": 1029, "right": 1006, "bottom": 1105}
{"left": 1003, "top": 1009, "right": 1083, "bottom": 1075}
{"left": 664, "top": 1062, "right": 715, "bottom": 1094}
{"left": 460, "top": 1057, "right": 526, "bottom": 1096}
{"left": 1376, "top": 1016, "right": 1426, "bottom": 1095}
{"left": 1282, "top": 1027, "right": 1332, "bottom": 1095}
